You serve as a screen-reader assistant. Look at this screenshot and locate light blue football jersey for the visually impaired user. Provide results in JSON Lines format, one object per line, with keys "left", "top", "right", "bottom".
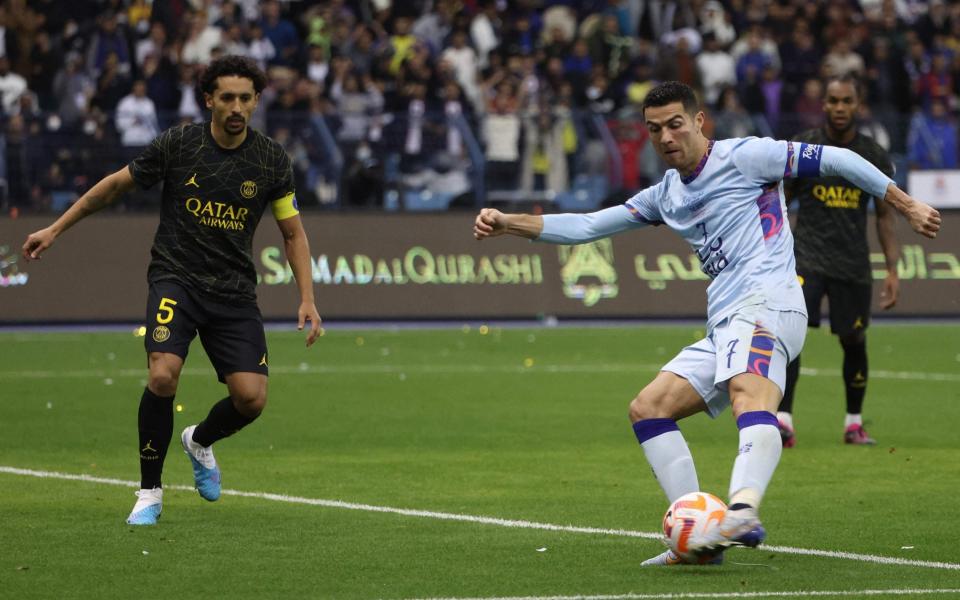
{"left": 623, "top": 137, "right": 806, "bottom": 329}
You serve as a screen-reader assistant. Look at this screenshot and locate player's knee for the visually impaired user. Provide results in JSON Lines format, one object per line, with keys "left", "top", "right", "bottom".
{"left": 629, "top": 391, "right": 669, "bottom": 422}
{"left": 839, "top": 331, "right": 865, "bottom": 347}
{"left": 148, "top": 371, "right": 179, "bottom": 397}
{"left": 232, "top": 389, "right": 267, "bottom": 418}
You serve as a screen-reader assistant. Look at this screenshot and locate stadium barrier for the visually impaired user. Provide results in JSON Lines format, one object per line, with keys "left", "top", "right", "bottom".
{"left": 2, "top": 213, "right": 958, "bottom": 322}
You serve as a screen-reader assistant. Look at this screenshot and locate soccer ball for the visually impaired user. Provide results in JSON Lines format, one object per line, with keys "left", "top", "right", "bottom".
{"left": 662, "top": 491, "right": 727, "bottom": 563}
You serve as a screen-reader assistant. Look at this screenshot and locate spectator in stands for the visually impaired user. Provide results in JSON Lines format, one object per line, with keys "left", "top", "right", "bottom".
{"left": 441, "top": 30, "right": 480, "bottom": 110}
{"left": 182, "top": 11, "right": 223, "bottom": 66}
{"left": 247, "top": 24, "right": 277, "bottom": 71}
{"left": 780, "top": 22, "right": 821, "bottom": 102}
{"left": 0, "top": 55, "right": 28, "bottom": 116}
{"left": 735, "top": 28, "right": 772, "bottom": 83}
{"left": 260, "top": 0, "right": 300, "bottom": 67}
{"left": 696, "top": 32, "right": 736, "bottom": 107}
{"left": 136, "top": 22, "right": 168, "bottom": 70}
{"left": 115, "top": 80, "right": 159, "bottom": 149}
{"left": 176, "top": 64, "right": 203, "bottom": 123}
{"left": 413, "top": 0, "right": 454, "bottom": 53}
{"left": 521, "top": 108, "right": 567, "bottom": 194}
{"left": 823, "top": 38, "right": 866, "bottom": 77}
{"left": 563, "top": 38, "right": 593, "bottom": 99}
{"left": 92, "top": 51, "right": 131, "bottom": 113}
{"left": 305, "top": 44, "right": 330, "bottom": 87}
{"left": 52, "top": 52, "right": 93, "bottom": 129}
{"left": 915, "top": 51, "right": 954, "bottom": 111}
{"left": 28, "top": 31, "right": 60, "bottom": 112}
{"left": 791, "top": 78, "right": 824, "bottom": 134}
{"left": 471, "top": 0, "right": 501, "bottom": 70}
{"left": 220, "top": 23, "right": 250, "bottom": 59}
{"left": 331, "top": 64, "right": 383, "bottom": 157}
{"left": 698, "top": 0, "right": 736, "bottom": 47}
{"left": 731, "top": 24, "right": 780, "bottom": 74}
{"left": 343, "top": 25, "right": 379, "bottom": 76}
{"left": 483, "top": 84, "right": 521, "bottom": 191}
{"left": 713, "top": 86, "right": 757, "bottom": 139}
{"left": 388, "top": 16, "right": 417, "bottom": 76}
{"left": 86, "top": 11, "right": 131, "bottom": 77}
{"left": 908, "top": 98, "right": 958, "bottom": 169}
{"left": 760, "top": 64, "right": 784, "bottom": 134}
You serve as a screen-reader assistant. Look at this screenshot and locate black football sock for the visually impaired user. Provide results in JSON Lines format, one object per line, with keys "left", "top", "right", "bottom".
{"left": 841, "top": 339, "right": 868, "bottom": 415}
{"left": 192, "top": 397, "right": 257, "bottom": 447}
{"left": 138, "top": 387, "right": 175, "bottom": 489}
{"left": 778, "top": 356, "right": 800, "bottom": 414}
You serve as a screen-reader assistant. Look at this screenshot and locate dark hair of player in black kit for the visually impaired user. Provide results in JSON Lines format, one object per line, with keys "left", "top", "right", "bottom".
{"left": 199, "top": 55, "right": 267, "bottom": 96}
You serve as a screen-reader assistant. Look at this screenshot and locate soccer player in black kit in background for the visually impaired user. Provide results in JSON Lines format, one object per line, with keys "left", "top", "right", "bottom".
{"left": 22, "top": 56, "right": 322, "bottom": 524}
{"left": 776, "top": 75, "right": 899, "bottom": 448}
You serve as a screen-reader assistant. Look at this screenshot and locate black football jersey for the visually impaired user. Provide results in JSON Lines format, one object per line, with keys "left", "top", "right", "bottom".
{"left": 787, "top": 128, "right": 894, "bottom": 284}
{"left": 129, "top": 123, "right": 295, "bottom": 303}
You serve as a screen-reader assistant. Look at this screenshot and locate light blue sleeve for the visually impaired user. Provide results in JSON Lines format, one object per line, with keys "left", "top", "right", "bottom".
{"left": 538, "top": 205, "right": 646, "bottom": 244}
{"left": 817, "top": 146, "right": 894, "bottom": 200}
{"left": 730, "top": 137, "right": 894, "bottom": 199}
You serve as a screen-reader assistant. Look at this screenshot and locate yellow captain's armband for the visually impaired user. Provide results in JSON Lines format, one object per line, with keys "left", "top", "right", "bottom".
{"left": 271, "top": 192, "right": 300, "bottom": 220}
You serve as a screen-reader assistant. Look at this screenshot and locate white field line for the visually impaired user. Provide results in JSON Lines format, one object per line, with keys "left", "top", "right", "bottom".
{"left": 405, "top": 590, "right": 960, "bottom": 600}
{"left": 1, "top": 364, "right": 959, "bottom": 383}
{"left": 2, "top": 466, "right": 959, "bottom": 572}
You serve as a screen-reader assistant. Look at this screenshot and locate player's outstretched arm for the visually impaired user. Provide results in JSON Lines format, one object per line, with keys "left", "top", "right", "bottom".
{"left": 473, "top": 208, "right": 543, "bottom": 240}
{"left": 22, "top": 167, "right": 136, "bottom": 260}
{"left": 814, "top": 146, "right": 941, "bottom": 239}
{"left": 276, "top": 214, "right": 322, "bottom": 347}
{"left": 879, "top": 183, "right": 941, "bottom": 239}
{"left": 474, "top": 205, "right": 640, "bottom": 244}
{"left": 874, "top": 199, "right": 900, "bottom": 309}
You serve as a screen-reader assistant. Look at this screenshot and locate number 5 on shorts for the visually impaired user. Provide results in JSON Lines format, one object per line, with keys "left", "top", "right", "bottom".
{"left": 157, "top": 297, "right": 178, "bottom": 324}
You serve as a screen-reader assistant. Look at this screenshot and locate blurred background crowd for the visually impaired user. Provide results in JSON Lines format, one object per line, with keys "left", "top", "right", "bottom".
{"left": 1, "top": 0, "right": 959, "bottom": 213}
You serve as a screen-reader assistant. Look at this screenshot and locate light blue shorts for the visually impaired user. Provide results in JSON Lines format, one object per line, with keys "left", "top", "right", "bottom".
{"left": 662, "top": 305, "right": 808, "bottom": 418}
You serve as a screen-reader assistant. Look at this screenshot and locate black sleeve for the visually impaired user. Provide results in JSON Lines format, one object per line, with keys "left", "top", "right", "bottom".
{"left": 272, "top": 144, "right": 296, "bottom": 202}
{"left": 128, "top": 127, "right": 177, "bottom": 189}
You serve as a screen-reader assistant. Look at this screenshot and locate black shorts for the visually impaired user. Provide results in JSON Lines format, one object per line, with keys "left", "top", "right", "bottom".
{"left": 145, "top": 280, "right": 268, "bottom": 382}
{"left": 797, "top": 269, "right": 872, "bottom": 337}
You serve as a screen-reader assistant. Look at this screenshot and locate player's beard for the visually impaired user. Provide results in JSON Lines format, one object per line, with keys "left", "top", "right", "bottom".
{"left": 828, "top": 114, "right": 855, "bottom": 135}
{"left": 225, "top": 116, "right": 246, "bottom": 134}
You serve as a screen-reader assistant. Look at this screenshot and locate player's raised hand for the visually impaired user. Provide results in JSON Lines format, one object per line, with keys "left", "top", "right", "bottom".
{"left": 22, "top": 227, "right": 56, "bottom": 260}
{"left": 905, "top": 200, "right": 941, "bottom": 239}
{"left": 474, "top": 208, "right": 507, "bottom": 240}
{"left": 298, "top": 302, "right": 322, "bottom": 347}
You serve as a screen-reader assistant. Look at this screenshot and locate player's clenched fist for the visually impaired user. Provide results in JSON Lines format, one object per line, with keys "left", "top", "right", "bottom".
{"left": 474, "top": 208, "right": 506, "bottom": 240}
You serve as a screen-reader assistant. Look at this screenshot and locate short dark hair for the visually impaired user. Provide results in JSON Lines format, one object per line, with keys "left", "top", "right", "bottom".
{"left": 642, "top": 81, "right": 700, "bottom": 115}
{"left": 199, "top": 55, "right": 267, "bottom": 96}
{"left": 823, "top": 73, "right": 862, "bottom": 100}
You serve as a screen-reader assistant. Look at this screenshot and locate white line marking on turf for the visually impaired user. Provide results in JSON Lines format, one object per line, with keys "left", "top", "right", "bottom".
{"left": 404, "top": 590, "right": 960, "bottom": 600}
{"left": 2, "top": 364, "right": 959, "bottom": 383}
{"left": 2, "top": 466, "right": 959, "bottom": 572}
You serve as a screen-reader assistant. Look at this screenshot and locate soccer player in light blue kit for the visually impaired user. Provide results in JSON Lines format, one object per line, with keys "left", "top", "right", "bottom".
{"left": 473, "top": 82, "right": 940, "bottom": 565}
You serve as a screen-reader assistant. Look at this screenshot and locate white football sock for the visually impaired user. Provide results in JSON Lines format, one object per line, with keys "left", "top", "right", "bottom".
{"left": 728, "top": 423, "right": 782, "bottom": 505}
{"left": 845, "top": 413, "right": 862, "bottom": 428}
{"left": 641, "top": 430, "right": 700, "bottom": 503}
{"left": 776, "top": 411, "right": 793, "bottom": 429}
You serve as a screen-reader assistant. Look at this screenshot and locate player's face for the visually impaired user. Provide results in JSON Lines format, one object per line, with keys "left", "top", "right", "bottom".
{"left": 823, "top": 81, "right": 859, "bottom": 134}
{"left": 206, "top": 75, "right": 259, "bottom": 136}
{"left": 644, "top": 102, "right": 705, "bottom": 171}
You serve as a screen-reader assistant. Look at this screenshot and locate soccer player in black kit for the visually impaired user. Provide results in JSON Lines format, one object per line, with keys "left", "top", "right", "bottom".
{"left": 22, "top": 56, "right": 322, "bottom": 524}
{"left": 776, "top": 75, "right": 899, "bottom": 448}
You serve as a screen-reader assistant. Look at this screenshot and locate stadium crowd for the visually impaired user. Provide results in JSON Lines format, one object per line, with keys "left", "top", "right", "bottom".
{"left": 2, "top": 0, "right": 959, "bottom": 212}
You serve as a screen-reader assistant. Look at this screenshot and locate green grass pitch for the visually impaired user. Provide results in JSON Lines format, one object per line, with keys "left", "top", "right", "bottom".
{"left": 1, "top": 323, "right": 959, "bottom": 599}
